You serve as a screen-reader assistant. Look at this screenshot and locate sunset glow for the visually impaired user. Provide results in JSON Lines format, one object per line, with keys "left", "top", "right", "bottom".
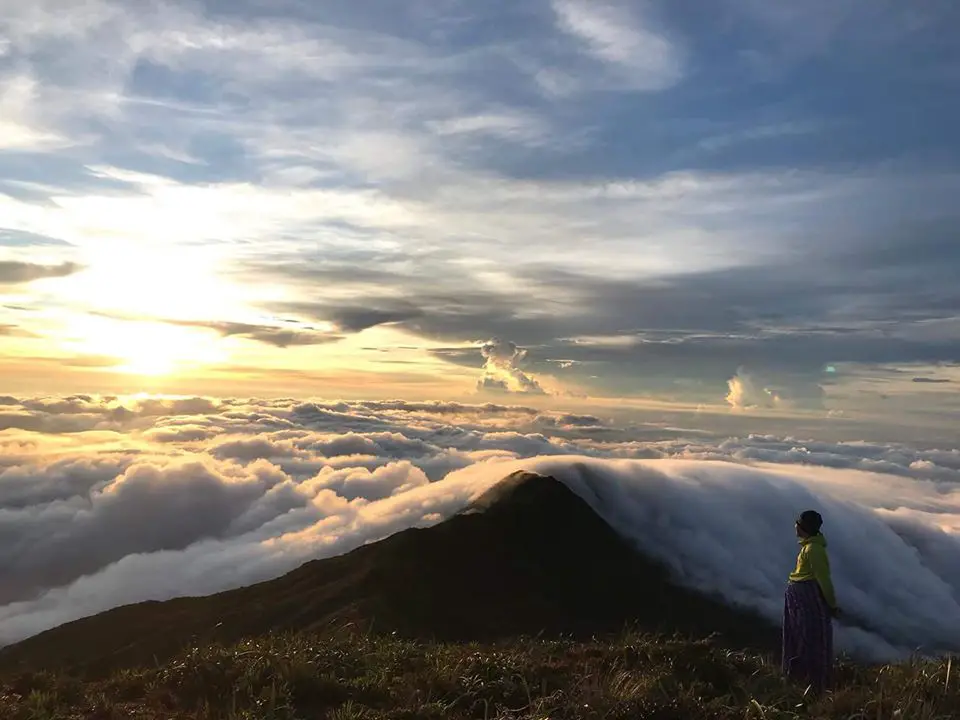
{"left": 0, "top": 0, "right": 956, "bottom": 430}
{"left": 3, "top": 4, "right": 960, "bottom": 700}
{"left": 58, "top": 316, "right": 228, "bottom": 376}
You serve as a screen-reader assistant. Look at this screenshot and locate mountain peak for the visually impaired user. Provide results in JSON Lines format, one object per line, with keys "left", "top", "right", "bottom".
{"left": 0, "top": 470, "right": 777, "bottom": 678}
{"left": 463, "top": 470, "right": 582, "bottom": 516}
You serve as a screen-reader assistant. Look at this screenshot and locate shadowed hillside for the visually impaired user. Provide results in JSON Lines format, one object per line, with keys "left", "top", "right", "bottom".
{"left": 2, "top": 472, "right": 960, "bottom": 719}
{"left": 0, "top": 471, "right": 777, "bottom": 678}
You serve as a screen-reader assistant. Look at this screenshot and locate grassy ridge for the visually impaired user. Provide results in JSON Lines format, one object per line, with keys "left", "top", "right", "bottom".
{"left": 2, "top": 474, "right": 952, "bottom": 717}
{"left": 0, "top": 472, "right": 779, "bottom": 680}
{"left": 2, "top": 629, "right": 957, "bottom": 719}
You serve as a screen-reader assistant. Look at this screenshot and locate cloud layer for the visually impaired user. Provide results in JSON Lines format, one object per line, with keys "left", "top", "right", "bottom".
{"left": 0, "top": 0, "right": 958, "bottom": 413}
{"left": 2, "top": 395, "right": 960, "bottom": 661}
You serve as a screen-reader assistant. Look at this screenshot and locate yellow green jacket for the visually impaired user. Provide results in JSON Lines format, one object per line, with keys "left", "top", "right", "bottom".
{"left": 789, "top": 533, "right": 837, "bottom": 608}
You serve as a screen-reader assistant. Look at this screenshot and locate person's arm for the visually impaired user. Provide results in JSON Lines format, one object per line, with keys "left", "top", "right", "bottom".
{"left": 809, "top": 544, "right": 837, "bottom": 610}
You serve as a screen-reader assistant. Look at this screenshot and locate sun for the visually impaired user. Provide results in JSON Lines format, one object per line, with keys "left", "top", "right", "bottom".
{"left": 59, "top": 315, "right": 227, "bottom": 376}
{"left": 53, "top": 240, "right": 254, "bottom": 324}
{"left": 114, "top": 332, "right": 187, "bottom": 376}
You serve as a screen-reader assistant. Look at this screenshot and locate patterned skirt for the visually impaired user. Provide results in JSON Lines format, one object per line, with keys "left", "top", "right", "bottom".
{"left": 782, "top": 580, "right": 833, "bottom": 693}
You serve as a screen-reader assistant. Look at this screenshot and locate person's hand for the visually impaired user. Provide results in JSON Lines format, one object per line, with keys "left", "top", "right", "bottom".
{"left": 831, "top": 606, "right": 841, "bottom": 618}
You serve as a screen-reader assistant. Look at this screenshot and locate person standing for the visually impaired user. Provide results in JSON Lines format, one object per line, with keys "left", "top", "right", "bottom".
{"left": 782, "top": 509, "right": 839, "bottom": 694}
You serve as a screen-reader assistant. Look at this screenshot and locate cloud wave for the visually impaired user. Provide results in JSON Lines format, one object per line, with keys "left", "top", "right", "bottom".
{"left": 1, "top": 395, "right": 960, "bottom": 661}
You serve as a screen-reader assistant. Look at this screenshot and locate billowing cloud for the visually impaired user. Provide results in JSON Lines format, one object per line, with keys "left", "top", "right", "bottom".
{"left": 725, "top": 367, "right": 825, "bottom": 410}
{"left": 477, "top": 338, "right": 547, "bottom": 395}
{"left": 726, "top": 368, "right": 781, "bottom": 409}
{"left": 1, "top": 395, "right": 960, "bottom": 661}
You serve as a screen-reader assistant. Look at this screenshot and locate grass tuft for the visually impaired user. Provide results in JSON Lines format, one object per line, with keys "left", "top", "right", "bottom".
{"left": 1, "top": 631, "right": 957, "bottom": 719}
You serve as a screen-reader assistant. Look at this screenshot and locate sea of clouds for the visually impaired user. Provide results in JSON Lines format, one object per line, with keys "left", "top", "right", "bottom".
{"left": 1, "top": 394, "right": 960, "bottom": 661}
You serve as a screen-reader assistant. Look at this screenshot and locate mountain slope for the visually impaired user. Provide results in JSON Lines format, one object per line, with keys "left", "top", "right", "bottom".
{"left": 0, "top": 471, "right": 777, "bottom": 678}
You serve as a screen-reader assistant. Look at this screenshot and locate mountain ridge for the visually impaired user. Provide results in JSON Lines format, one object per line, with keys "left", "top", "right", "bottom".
{"left": 0, "top": 470, "right": 777, "bottom": 678}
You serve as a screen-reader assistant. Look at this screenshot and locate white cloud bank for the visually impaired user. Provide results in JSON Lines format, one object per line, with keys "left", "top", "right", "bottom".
{"left": 1, "top": 395, "right": 960, "bottom": 661}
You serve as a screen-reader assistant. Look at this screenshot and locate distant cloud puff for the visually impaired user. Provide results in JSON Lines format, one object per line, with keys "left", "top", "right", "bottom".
{"left": 477, "top": 338, "right": 547, "bottom": 395}
{"left": 726, "top": 367, "right": 825, "bottom": 410}
{"left": 726, "top": 368, "right": 780, "bottom": 409}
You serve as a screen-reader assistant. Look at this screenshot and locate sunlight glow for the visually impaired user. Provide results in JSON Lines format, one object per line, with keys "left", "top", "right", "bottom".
{"left": 55, "top": 244, "right": 247, "bottom": 321}
{"left": 58, "top": 316, "right": 228, "bottom": 377}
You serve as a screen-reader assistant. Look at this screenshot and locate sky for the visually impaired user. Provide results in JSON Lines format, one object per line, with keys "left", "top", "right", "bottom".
{"left": 1, "top": 0, "right": 959, "bottom": 434}
{"left": 3, "top": 395, "right": 960, "bottom": 660}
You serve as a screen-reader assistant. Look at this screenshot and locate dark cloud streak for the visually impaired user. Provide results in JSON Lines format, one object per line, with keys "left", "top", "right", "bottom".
{"left": 252, "top": 238, "right": 960, "bottom": 390}
{"left": 169, "top": 320, "right": 344, "bottom": 348}
{"left": 0, "top": 261, "right": 83, "bottom": 285}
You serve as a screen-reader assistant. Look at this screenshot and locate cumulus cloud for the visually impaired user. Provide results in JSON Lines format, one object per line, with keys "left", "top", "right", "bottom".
{"left": 726, "top": 368, "right": 781, "bottom": 409}
{"left": 477, "top": 338, "right": 547, "bottom": 395}
{"left": 2, "top": 395, "right": 960, "bottom": 662}
{"left": 725, "top": 367, "right": 825, "bottom": 410}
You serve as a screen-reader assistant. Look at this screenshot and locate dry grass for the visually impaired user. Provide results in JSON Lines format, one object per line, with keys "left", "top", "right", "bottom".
{"left": 1, "top": 630, "right": 956, "bottom": 720}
